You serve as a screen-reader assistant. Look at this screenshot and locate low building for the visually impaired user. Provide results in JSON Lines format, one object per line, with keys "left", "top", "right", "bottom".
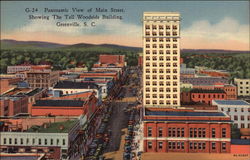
{"left": 180, "top": 64, "right": 195, "bottom": 78}
{"left": 181, "top": 77, "right": 228, "bottom": 86}
{"left": 198, "top": 69, "right": 230, "bottom": 78}
{"left": 0, "top": 78, "right": 22, "bottom": 94}
{"left": 181, "top": 89, "right": 227, "bottom": 105}
{"left": 79, "top": 71, "right": 119, "bottom": 81}
{"left": 231, "top": 139, "right": 250, "bottom": 154}
{"left": 94, "top": 54, "right": 126, "bottom": 67}
{"left": 0, "top": 95, "right": 28, "bottom": 117}
{"left": 142, "top": 108, "right": 232, "bottom": 153}
{"left": 52, "top": 81, "right": 102, "bottom": 104}
{"left": 192, "top": 83, "right": 237, "bottom": 100}
{"left": 78, "top": 77, "right": 114, "bottom": 99}
{"left": 0, "top": 119, "right": 81, "bottom": 160}
{"left": 32, "top": 98, "right": 98, "bottom": 118}
{"left": 27, "top": 70, "right": 59, "bottom": 89}
{"left": 212, "top": 100, "right": 250, "bottom": 129}
{"left": 234, "top": 78, "right": 250, "bottom": 97}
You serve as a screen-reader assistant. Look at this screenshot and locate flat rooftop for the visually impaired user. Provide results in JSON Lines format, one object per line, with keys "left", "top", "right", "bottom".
{"left": 54, "top": 81, "right": 99, "bottom": 89}
{"left": 33, "top": 100, "right": 85, "bottom": 107}
{"left": 145, "top": 110, "right": 226, "bottom": 117}
{"left": 213, "top": 100, "right": 250, "bottom": 106}
{"left": 27, "top": 120, "right": 77, "bottom": 133}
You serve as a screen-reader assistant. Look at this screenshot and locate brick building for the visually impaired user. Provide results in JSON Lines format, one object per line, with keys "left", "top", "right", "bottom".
{"left": 181, "top": 77, "right": 229, "bottom": 86}
{"left": 31, "top": 98, "right": 98, "bottom": 117}
{"left": 79, "top": 71, "right": 119, "bottom": 81}
{"left": 142, "top": 108, "right": 231, "bottom": 153}
{"left": 27, "top": 70, "right": 59, "bottom": 89}
{"left": 93, "top": 54, "right": 126, "bottom": 67}
{"left": 181, "top": 89, "right": 227, "bottom": 105}
{"left": 0, "top": 95, "right": 28, "bottom": 117}
{"left": 0, "top": 78, "right": 22, "bottom": 94}
{"left": 191, "top": 84, "right": 237, "bottom": 100}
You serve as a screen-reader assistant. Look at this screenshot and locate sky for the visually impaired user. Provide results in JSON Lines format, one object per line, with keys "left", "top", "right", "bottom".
{"left": 1, "top": 1, "right": 249, "bottom": 50}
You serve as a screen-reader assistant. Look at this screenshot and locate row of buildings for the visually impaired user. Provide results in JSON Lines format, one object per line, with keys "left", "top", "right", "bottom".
{"left": 0, "top": 54, "right": 127, "bottom": 159}
{"left": 139, "top": 12, "right": 250, "bottom": 155}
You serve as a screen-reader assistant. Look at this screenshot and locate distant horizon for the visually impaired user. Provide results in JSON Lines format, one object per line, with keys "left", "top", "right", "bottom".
{"left": 1, "top": 38, "right": 250, "bottom": 52}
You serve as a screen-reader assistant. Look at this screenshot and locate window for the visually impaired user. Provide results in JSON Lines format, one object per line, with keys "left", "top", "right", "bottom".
{"left": 158, "top": 141, "right": 163, "bottom": 149}
{"left": 62, "top": 139, "right": 65, "bottom": 145}
{"left": 177, "top": 142, "right": 181, "bottom": 149}
{"left": 9, "top": 138, "right": 12, "bottom": 144}
{"left": 181, "top": 128, "right": 185, "bottom": 137}
{"left": 45, "top": 139, "right": 47, "bottom": 145}
{"left": 181, "top": 142, "right": 185, "bottom": 149}
{"left": 3, "top": 138, "right": 6, "bottom": 144}
{"left": 20, "top": 138, "right": 23, "bottom": 145}
{"left": 51, "top": 139, "right": 53, "bottom": 145}
{"left": 189, "top": 142, "right": 193, "bottom": 149}
{"left": 148, "top": 141, "right": 152, "bottom": 149}
{"left": 15, "top": 138, "right": 17, "bottom": 144}
{"left": 198, "top": 128, "right": 202, "bottom": 137}
{"left": 222, "top": 128, "right": 226, "bottom": 138}
{"left": 235, "top": 108, "right": 237, "bottom": 112}
{"left": 228, "top": 108, "right": 231, "bottom": 112}
{"left": 212, "top": 142, "right": 216, "bottom": 150}
{"left": 241, "top": 116, "right": 245, "bottom": 121}
{"left": 241, "top": 108, "right": 244, "bottom": 112}
{"left": 148, "top": 127, "right": 152, "bottom": 137}
{"left": 241, "top": 123, "right": 245, "bottom": 128}
{"left": 57, "top": 139, "right": 59, "bottom": 145}
{"left": 198, "top": 143, "right": 202, "bottom": 149}
{"left": 222, "top": 142, "right": 226, "bottom": 150}
{"left": 212, "top": 128, "right": 216, "bottom": 138}
{"left": 177, "top": 128, "right": 180, "bottom": 137}
{"left": 190, "top": 128, "right": 193, "bottom": 137}
{"left": 202, "top": 128, "right": 206, "bottom": 137}
{"left": 172, "top": 142, "right": 176, "bottom": 149}
{"left": 194, "top": 143, "right": 197, "bottom": 149}
{"left": 168, "top": 142, "right": 172, "bottom": 149}
{"left": 202, "top": 142, "right": 206, "bottom": 149}
{"left": 234, "top": 116, "right": 238, "bottom": 120}
{"left": 38, "top": 139, "right": 41, "bottom": 145}
{"left": 168, "top": 128, "right": 172, "bottom": 137}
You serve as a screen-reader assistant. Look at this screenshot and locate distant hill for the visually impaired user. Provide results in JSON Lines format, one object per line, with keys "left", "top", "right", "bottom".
{"left": 181, "top": 49, "right": 249, "bottom": 54}
{"left": 0, "top": 39, "right": 141, "bottom": 52}
{"left": 1, "top": 39, "right": 249, "bottom": 54}
{"left": 1, "top": 39, "right": 66, "bottom": 49}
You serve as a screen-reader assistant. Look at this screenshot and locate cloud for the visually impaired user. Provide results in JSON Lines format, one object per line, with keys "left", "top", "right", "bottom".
{"left": 17, "top": 17, "right": 142, "bottom": 37}
{"left": 182, "top": 17, "right": 249, "bottom": 50}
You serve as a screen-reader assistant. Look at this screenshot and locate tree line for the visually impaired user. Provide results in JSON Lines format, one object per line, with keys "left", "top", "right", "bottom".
{"left": 182, "top": 53, "right": 250, "bottom": 80}
{"left": 0, "top": 49, "right": 139, "bottom": 73}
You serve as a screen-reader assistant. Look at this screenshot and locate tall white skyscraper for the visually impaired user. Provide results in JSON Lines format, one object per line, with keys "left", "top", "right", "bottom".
{"left": 143, "top": 12, "right": 181, "bottom": 107}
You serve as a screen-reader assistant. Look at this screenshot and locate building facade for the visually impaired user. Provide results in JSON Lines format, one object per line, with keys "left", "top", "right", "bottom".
{"left": 234, "top": 78, "right": 250, "bottom": 97}
{"left": 0, "top": 120, "right": 81, "bottom": 160}
{"left": 27, "top": 70, "right": 59, "bottom": 89}
{"left": 143, "top": 12, "right": 180, "bottom": 107}
{"left": 142, "top": 108, "right": 231, "bottom": 153}
{"left": 212, "top": 100, "right": 250, "bottom": 129}
{"left": 181, "top": 89, "right": 227, "bottom": 105}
